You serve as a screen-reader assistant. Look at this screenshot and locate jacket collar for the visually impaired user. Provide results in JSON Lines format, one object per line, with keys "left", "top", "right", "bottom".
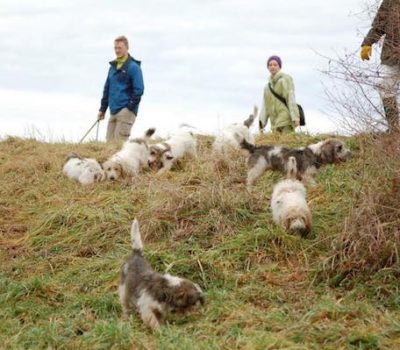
{"left": 269, "top": 70, "right": 284, "bottom": 84}
{"left": 109, "top": 54, "right": 141, "bottom": 69}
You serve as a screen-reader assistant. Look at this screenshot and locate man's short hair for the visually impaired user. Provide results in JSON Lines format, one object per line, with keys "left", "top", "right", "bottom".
{"left": 114, "top": 36, "right": 129, "bottom": 49}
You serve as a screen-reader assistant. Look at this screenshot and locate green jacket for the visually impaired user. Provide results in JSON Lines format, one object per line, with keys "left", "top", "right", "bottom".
{"left": 259, "top": 71, "right": 300, "bottom": 131}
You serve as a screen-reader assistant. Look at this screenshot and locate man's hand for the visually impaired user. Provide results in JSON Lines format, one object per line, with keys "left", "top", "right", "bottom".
{"left": 361, "top": 45, "right": 372, "bottom": 61}
{"left": 294, "top": 120, "right": 300, "bottom": 128}
{"left": 97, "top": 111, "right": 105, "bottom": 120}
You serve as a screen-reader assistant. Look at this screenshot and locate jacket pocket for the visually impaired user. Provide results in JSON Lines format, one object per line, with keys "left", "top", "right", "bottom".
{"left": 117, "top": 70, "right": 129, "bottom": 83}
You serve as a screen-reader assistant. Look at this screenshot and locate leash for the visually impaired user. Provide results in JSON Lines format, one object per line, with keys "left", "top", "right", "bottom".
{"left": 96, "top": 120, "right": 100, "bottom": 141}
{"left": 79, "top": 120, "right": 100, "bottom": 144}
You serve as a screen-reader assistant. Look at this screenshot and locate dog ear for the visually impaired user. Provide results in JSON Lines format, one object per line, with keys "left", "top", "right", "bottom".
{"left": 168, "top": 285, "right": 189, "bottom": 309}
{"left": 304, "top": 214, "right": 312, "bottom": 235}
{"left": 320, "top": 140, "right": 335, "bottom": 164}
{"left": 283, "top": 217, "right": 292, "bottom": 231}
{"left": 117, "top": 163, "right": 125, "bottom": 177}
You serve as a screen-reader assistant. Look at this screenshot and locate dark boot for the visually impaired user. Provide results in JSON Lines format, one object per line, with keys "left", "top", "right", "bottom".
{"left": 382, "top": 96, "right": 399, "bottom": 132}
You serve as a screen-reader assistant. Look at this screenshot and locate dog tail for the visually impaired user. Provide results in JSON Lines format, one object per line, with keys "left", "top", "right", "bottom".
{"left": 178, "top": 123, "right": 197, "bottom": 137}
{"left": 287, "top": 156, "right": 298, "bottom": 179}
{"left": 143, "top": 128, "right": 156, "bottom": 140}
{"left": 238, "top": 135, "right": 256, "bottom": 153}
{"left": 243, "top": 105, "right": 258, "bottom": 128}
{"left": 178, "top": 123, "right": 198, "bottom": 131}
{"left": 130, "top": 219, "right": 143, "bottom": 252}
{"left": 65, "top": 152, "right": 82, "bottom": 162}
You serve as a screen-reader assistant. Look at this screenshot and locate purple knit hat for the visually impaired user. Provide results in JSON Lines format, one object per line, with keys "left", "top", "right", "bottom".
{"left": 267, "top": 55, "right": 282, "bottom": 68}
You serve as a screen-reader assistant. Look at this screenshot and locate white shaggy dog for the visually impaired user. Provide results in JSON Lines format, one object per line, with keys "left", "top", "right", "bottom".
{"left": 148, "top": 131, "right": 197, "bottom": 174}
{"left": 63, "top": 153, "right": 105, "bottom": 186}
{"left": 119, "top": 219, "right": 204, "bottom": 331}
{"left": 271, "top": 157, "right": 312, "bottom": 237}
{"left": 212, "top": 106, "right": 258, "bottom": 154}
{"left": 102, "top": 128, "right": 156, "bottom": 180}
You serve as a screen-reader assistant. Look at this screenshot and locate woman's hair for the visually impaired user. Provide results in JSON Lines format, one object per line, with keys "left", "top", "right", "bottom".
{"left": 114, "top": 35, "right": 129, "bottom": 49}
{"left": 267, "top": 55, "right": 282, "bottom": 68}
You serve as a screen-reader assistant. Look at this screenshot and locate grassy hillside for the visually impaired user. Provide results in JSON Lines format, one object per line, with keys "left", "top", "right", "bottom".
{"left": 1, "top": 132, "right": 399, "bottom": 350}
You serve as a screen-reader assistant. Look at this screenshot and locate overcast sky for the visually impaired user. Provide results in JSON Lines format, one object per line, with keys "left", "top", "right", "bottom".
{"left": 0, "top": 0, "right": 375, "bottom": 142}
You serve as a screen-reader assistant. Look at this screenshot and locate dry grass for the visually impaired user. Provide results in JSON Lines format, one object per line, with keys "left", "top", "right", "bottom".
{"left": 1, "top": 132, "right": 400, "bottom": 349}
{"left": 322, "top": 134, "right": 400, "bottom": 285}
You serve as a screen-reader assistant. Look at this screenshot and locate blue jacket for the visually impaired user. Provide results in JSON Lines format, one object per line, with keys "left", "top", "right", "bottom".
{"left": 99, "top": 55, "right": 144, "bottom": 115}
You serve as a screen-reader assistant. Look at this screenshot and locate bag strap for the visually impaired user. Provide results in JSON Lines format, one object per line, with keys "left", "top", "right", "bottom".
{"left": 268, "top": 83, "right": 305, "bottom": 126}
{"left": 268, "top": 83, "right": 288, "bottom": 107}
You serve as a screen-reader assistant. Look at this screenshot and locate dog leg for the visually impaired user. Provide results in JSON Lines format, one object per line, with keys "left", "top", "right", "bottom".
{"left": 140, "top": 307, "right": 162, "bottom": 331}
{"left": 303, "top": 167, "right": 317, "bottom": 187}
{"left": 137, "top": 290, "right": 164, "bottom": 330}
{"left": 119, "top": 284, "right": 134, "bottom": 319}
{"left": 246, "top": 157, "right": 268, "bottom": 188}
{"left": 188, "top": 144, "right": 198, "bottom": 159}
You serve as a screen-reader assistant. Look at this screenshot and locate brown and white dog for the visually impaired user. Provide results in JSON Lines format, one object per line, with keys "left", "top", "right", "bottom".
{"left": 119, "top": 219, "right": 204, "bottom": 331}
{"left": 102, "top": 128, "right": 156, "bottom": 181}
{"left": 240, "top": 138, "right": 351, "bottom": 187}
{"left": 271, "top": 157, "right": 312, "bottom": 237}
{"left": 63, "top": 152, "right": 105, "bottom": 185}
{"left": 147, "top": 130, "right": 197, "bottom": 174}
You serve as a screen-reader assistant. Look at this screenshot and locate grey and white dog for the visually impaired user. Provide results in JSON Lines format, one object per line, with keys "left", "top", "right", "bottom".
{"left": 240, "top": 138, "right": 351, "bottom": 187}
{"left": 119, "top": 219, "right": 204, "bottom": 331}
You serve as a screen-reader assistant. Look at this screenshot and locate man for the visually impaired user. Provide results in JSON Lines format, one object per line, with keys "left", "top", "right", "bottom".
{"left": 98, "top": 36, "right": 144, "bottom": 141}
{"left": 361, "top": 0, "right": 400, "bottom": 132}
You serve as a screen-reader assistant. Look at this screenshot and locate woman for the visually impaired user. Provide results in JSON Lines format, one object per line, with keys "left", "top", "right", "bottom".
{"left": 259, "top": 56, "right": 300, "bottom": 133}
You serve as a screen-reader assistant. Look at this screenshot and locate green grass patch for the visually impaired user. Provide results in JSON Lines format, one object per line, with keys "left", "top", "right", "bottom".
{"left": 1, "top": 134, "right": 399, "bottom": 349}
